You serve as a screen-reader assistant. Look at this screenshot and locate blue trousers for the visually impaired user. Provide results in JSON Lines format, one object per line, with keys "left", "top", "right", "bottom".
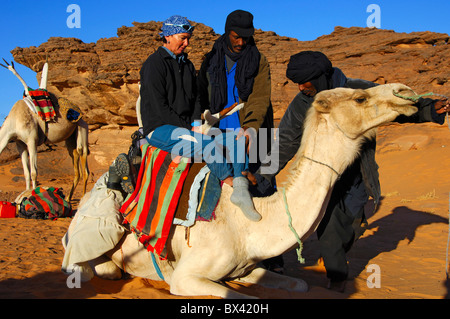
{"left": 147, "top": 125, "right": 249, "bottom": 180}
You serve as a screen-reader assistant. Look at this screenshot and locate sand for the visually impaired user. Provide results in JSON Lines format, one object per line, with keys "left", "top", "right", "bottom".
{"left": 0, "top": 121, "right": 449, "bottom": 300}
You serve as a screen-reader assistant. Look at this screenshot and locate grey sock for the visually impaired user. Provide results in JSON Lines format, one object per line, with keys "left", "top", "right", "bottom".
{"left": 230, "top": 177, "right": 261, "bottom": 222}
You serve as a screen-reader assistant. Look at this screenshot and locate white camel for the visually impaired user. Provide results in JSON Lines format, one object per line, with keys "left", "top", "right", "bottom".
{"left": 0, "top": 59, "right": 89, "bottom": 201}
{"left": 66, "top": 83, "right": 418, "bottom": 298}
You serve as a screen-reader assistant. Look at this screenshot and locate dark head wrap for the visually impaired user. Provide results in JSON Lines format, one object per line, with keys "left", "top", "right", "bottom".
{"left": 204, "top": 10, "right": 260, "bottom": 113}
{"left": 286, "top": 51, "right": 334, "bottom": 92}
{"left": 225, "top": 10, "right": 255, "bottom": 37}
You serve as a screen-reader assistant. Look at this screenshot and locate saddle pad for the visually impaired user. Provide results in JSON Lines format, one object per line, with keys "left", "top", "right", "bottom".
{"left": 120, "top": 144, "right": 190, "bottom": 258}
{"left": 172, "top": 164, "right": 221, "bottom": 227}
{"left": 26, "top": 88, "right": 56, "bottom": 122}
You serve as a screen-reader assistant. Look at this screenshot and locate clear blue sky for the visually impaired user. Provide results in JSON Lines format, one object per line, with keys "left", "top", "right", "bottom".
{"left": 1, "top": 0, "right": 448, "bottom": 125}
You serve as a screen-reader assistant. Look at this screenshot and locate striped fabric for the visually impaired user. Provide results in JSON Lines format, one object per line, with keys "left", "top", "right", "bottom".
{"left": 120, "top": 144, "right": 190, "bottom": 258}
{"left": 20, "top": 187, "right": 72, "bottom": 220}
{"left": 27, "top": 88, "right": 56, "bottom": 122}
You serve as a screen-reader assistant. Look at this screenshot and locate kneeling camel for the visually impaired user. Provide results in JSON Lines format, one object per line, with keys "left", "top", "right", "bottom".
{"left": 66, "top": 83, "right": 418, "bottom": 298}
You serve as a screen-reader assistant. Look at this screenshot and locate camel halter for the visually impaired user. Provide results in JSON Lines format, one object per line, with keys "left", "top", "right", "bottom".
{"left": 302, "top": 155, "right": 341, "bottom": 179}
{"left": 281, "top": 188, "right": 305, "bottom": 264}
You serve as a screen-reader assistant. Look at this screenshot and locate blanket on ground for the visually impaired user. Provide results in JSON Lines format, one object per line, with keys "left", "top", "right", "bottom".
{"left": 18, "top": 186, "right": 72, "bottom": 220}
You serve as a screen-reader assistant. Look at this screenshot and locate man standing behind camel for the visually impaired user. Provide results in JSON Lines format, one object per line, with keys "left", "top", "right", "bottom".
{"left": 196, "top": 9, "right": 276, "bottom": 198}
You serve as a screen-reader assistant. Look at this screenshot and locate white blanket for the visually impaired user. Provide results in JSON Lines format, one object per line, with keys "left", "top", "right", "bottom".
{"left": 61, "top": 172, "right": 126, "bottom": 277}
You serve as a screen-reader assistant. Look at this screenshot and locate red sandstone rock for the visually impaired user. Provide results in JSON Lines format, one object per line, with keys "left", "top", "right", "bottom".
{"left": 10, "top": 23, "right": 449, "bottom": 126}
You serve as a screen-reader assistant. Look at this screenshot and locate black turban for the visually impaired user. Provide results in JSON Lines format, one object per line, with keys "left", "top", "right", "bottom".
{"left": 225, "top": 10, "right": 255, "bottom": 37}
{"left": 286, "top": 51, "right": 333, "bottom": 84}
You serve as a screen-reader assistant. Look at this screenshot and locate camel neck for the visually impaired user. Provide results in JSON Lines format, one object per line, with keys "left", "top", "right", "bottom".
{"left": 245, "top": 115, "right": 358, "bottom": 261}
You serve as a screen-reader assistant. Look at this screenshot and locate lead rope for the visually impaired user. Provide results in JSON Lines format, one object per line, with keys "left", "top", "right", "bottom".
{"left": 392, "top": 91, "right": 434, "bottom": 102}
{"left": 281, "top": 188, "right": 305, "bottom": 264}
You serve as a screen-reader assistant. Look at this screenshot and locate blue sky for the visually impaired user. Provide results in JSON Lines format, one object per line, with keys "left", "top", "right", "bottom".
{"left": 0, "top": 0, "right": 448, "bottom": 125}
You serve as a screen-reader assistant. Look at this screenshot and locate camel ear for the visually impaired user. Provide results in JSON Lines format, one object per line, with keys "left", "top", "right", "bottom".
{"left": 313, "top": 96, "right": 331, "bottom": 113}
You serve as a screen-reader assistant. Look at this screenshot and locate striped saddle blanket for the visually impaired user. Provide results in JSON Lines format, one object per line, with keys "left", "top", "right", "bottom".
{"left": 25, "top": 88, "right": 56, "bottom": 122}
{"left": 120, "top": 144, "right": 191, "bottom": 258}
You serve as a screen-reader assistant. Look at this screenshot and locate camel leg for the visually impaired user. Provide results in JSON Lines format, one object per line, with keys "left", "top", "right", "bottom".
{"left": 27, "top": 140, "right": 38, "bottom": 189}
{"left": 88, "top": 255, "right": 122, "bottom": 280}
{"left": 15, "top": 141, "right": 32, "bottom": 189}
{"left": 170, "top": 264, "right": 257, "bottom": 299}
{"left": 0, "top": 129, "right": 11, "bottom": 155}
{"left": 170, "top": 273, "right": 257, "bottom": 299}
{"left": 80, "top": 151, "right": 89, "bottom": 195}
{"left": 68, "top": 119, "right": 89, "bottom": 200}
{"left": 70, "top": 148, "right": 80, "bottom": 201}
{"left": 234, "top": 267, "right": 308, "bottom": 292}
{"left": 66, "top": 121, "right": 89, "bottom": 201}
{"left": 77, "top": 120, "right": 89, "bottom": 196}
{"left": 66, "top": 135, "right": 80, "bottom": 201}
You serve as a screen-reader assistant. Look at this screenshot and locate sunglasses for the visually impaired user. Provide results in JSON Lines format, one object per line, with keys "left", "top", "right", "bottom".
{"left": 164, "top": 23, "right": 195, "bottom": 32}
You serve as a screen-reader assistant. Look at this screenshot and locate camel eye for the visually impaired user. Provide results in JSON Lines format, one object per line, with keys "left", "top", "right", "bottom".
{"left": 355, "top": 97, "right": 366, "bottom": 104}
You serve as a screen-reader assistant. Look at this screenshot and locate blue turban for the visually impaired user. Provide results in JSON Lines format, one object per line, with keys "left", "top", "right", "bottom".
{"left": 160, "top": 15, "right": 194, "bottom": 37}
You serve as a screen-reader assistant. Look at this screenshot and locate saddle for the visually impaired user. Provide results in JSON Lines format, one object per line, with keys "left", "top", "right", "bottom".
{"left": 23, "top": 89, "right": 82, "bottom": 123}
{"left": 24, "top": 88, "right": 56, "bottom": 122}
{"left": 119, "top": 144, "right": 221, "bottom": 259}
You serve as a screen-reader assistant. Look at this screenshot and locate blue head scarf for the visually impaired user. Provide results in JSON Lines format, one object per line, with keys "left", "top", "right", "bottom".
{"left": 160, "top": 15, "right": 194, "bottom": 38}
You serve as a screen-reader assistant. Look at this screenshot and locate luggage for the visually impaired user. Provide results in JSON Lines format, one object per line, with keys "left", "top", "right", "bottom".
{"left": 0, "top": 201, "right": 16, "bottom": 218}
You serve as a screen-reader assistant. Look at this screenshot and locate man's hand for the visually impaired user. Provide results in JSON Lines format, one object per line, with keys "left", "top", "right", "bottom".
{"left": 435, "top": 98, "right": 450, "bottom": 114}
{"left": 191, "top": 125, "right": 204, "bottom": 134}
{"left": 235, "top": 126, "right": 253, "bottom": 154}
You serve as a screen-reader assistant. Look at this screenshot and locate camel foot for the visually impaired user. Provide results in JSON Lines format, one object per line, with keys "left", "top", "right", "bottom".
{"left": 89, "top": 255, "right": 123, "bottom": 280}
{"left": 236, "top": 267, "right": 308, "bottom": 293}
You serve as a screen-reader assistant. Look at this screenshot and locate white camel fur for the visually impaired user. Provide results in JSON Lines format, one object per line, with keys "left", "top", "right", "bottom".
{"left": 67, "top": 83, "right": 418, "bottom": 298}
{"left": 0, "top": 59, "right": 89, "bottom": 200}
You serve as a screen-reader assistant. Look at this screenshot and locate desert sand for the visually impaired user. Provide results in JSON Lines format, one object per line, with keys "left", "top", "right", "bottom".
{"left": 0, "top": 119, "right": 449, "bottom": 300}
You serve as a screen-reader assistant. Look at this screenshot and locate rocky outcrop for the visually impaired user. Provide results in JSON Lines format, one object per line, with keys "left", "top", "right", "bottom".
{"left": 11, "top": 22, "right": 449, "bottom": 126}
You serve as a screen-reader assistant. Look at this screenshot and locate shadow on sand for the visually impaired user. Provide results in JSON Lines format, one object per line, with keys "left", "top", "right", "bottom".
{"left": 277, "top": 201, "right": 449, "bottom": 298}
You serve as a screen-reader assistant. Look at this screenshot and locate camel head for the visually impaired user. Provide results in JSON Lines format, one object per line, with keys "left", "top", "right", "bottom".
{"left": 312, "top": 83, "right": 418, "bottom": 139}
